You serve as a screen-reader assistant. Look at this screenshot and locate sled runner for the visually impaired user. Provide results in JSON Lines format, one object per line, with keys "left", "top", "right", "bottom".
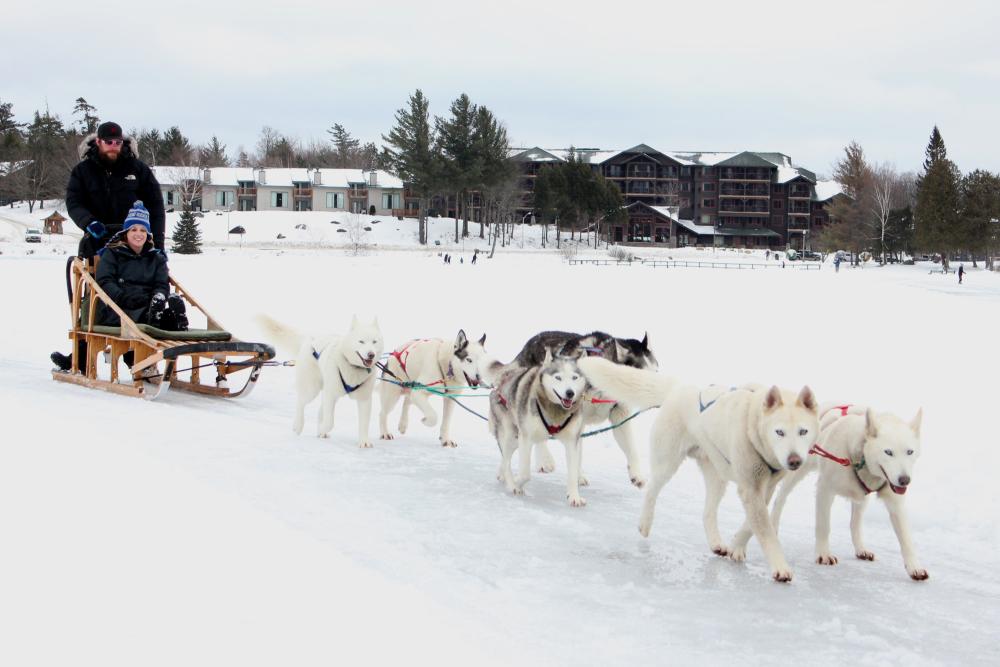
{"left": 52, "top": 258, "right": 275, "bottom": 400}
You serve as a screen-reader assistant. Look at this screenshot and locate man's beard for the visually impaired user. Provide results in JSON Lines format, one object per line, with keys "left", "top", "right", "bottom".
{"left": 98, "top": 150, "right": 120, "bottom": 165}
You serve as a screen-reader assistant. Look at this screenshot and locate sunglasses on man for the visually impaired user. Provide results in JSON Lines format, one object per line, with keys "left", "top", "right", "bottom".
{"left": 100, "top": 138, "right": 123, "bottom": 146}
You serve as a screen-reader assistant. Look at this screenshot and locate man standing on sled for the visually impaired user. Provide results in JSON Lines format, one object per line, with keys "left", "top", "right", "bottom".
{"left": 51, "top": 121, "right": 167, "bottom": 371}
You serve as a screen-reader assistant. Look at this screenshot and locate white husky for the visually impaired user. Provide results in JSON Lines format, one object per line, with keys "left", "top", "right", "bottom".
{"left": 258, "top": 314, "right": 384, "bottom": 447}
{"left": 578, "top": 357, "right": 819, "bottom": 582}
{"left": 378, "top": 331, "right": 488, "bottom": 447}
{"left": 770, "top": 404, "right": 927, "bottom": 580}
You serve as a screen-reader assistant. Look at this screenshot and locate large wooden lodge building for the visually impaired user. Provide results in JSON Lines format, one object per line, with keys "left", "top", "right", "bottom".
{"left": 510, "top": 144, "right": 845, "bottom": 250}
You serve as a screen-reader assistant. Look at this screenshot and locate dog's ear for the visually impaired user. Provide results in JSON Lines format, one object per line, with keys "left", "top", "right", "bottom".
{"left": 865, "top": 408, "right": 879, "bottom": 439}
{"left": 454, "top": 329, "right": 468, "bottom": 350}
{"left": 350, "top": 314, "right": 359, "bottom": 330}
{"left": 641, "top": 332, "right": 649, "bottom": 350}
{"left": 763, "top": 385, "right": 783, "bottom": 412}
{"left": 910, "top": 407, "right": 923, "bottom": 437}
{"left": 478, "top": 333, "right": 487, "bottom": 347}
{"left": 795, "top": 386, "right": 817, "bottom": 412}
{"left": 372, "top": 316, "right": 379, "bottom": 329}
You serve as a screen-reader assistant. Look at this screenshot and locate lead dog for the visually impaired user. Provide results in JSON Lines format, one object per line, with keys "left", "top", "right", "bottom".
{"left": 378, "top": 330, "right": 488, "bottom": 447}
{"left": 770, "top": 404, "right": 928, "bottom": 580}
{"left": 578, "top": 357, "right": 818, "bottom": 582}
{"left": 258, "top": 314, "right": 384, "bottom": 447}
{"left": 488, "top": 349, "right": 590, "bottom": 506}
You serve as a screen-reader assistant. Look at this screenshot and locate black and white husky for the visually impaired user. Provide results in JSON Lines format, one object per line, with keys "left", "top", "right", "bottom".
{"left": 488, "top": 348, "right": 590, "bottom": 506}
{"left": 507, "top": 330, "right": 657, "bottom": 488}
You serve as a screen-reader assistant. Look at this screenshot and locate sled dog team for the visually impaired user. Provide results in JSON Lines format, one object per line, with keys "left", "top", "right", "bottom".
{"left": 258, "top": 315, "right": 927, "bottom": 584}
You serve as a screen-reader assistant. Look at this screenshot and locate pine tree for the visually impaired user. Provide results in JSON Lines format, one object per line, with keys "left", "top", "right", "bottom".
{"left": 198, "top": 136, "right": 229, "bottom": 166}
{"left": 72, "top": 97, "right": 99, "bottom": 134}
{"left": 382, "top": 89, "right": 440, "bottom": 244}
{"left": 327, "top": 123, "right": 360, "bottom": 167}
{"left": 437, "top": 93, "right": 479, "bottom": 240}
{"left": 960, "top": 169, "right": 1000, "bottom": 268}
{"left": 171, "top": 210, "right": 202, "bottom": 254}
{"left": 914, "top": 126, "right": 961, "bottom": 267}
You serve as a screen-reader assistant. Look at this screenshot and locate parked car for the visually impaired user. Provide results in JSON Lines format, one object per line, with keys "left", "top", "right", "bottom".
{"left": 799, "top": 250, "right": 821, "bottom": 261}
{"left": 24, "top": 228, "right": 42, "bottom": 243}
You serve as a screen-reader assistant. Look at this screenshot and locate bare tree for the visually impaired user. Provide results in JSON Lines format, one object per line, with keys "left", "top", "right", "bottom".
{"left": 869, "top": 163, "right": 897, "bottom": 264}
{"left": 344, "top": 212, "right": 370, "bottom": 255}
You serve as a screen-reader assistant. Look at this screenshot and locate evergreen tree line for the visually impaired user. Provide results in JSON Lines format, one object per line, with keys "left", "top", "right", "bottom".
{"left": 815, "top": 127, "right": 1000, "bottom": 269}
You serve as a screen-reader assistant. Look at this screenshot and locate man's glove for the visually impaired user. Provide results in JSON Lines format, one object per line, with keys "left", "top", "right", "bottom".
{"left": 147, "top": 293, "right": 168, "bottom": 326}
{"left": 87, "top": 221, "right": 106, "bottom": 239}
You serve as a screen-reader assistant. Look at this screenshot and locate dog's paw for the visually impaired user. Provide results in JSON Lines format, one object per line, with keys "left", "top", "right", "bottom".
{"left": 567, "top": 494, "right": 587, "bottom": 507}
{"left": 630, "top": 473, "right": 647, "bottom": 489}
{"left": 855, "top": 550, "right": 876, "bottom": 561}
{"left": 772, "top": 568, "right": 794, "bottom": 583}
{"left": 907, "top": 565, "right": 929, "bottom": 581}
{"left": 358, "top": 440, "right": 373, "bottom": 449}
{"left": 537, "top": 463, "right": 555, "bottom": 473}
{"left": 817, "top": 554, "right": 839, "bottom": 566}
{"left": 397, "top": 422, "right": 408, "bottom": 434}
{"left": 578, "top": 474, "right": 590, "bottom": 487}
{"left": 638, "top": 517, "right": 652, "bottom": 538}
{"left": 421, "top": 414, "right": 438, "bottom": 428}
{"left": 440, "top": 439, "right": 458, "bottom": 448}
{"left": 379, "top": 432, "right": 394, "bottom": 440}
{"left": 711, "top": 544, "right": 730, "bottom": 558}
{"left": 729, "top": 547, "right": 748, "bottom": 562}
{"left": 318, "top": 433, "right": 329, "bottom": 439}
{"left": 511, "top": 486, "right": 524, "bottom": 496}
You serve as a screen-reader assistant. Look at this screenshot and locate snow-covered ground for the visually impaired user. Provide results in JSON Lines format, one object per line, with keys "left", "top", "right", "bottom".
{"left": 2, "top": 202, "right": 999, "bottom": 666}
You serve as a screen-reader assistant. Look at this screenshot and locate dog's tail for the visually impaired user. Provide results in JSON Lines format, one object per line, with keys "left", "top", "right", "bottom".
{"left": 255, "top": 314, "right": 305, "bottom": 355}
{"left": 478, "top": 357, "right": 512, "bottom": 388}
{"left": 578, "top": 356, "right": 675, "bottom": 411}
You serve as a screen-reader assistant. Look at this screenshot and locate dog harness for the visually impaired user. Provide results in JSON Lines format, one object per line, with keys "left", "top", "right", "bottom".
{"left": 698, "top": 386, "right": 737, "bottom": 413}
{"left": 809, "top": 404, "right": 887, "bottom": 494}
{"left": 535, "top": 400, "right": 575, "bottom": 435}
{"left": 339, "top": 367, "right": 372, "bottom": 394}
{"left": 389, "top": 339, "right": 432, "bottom": 377}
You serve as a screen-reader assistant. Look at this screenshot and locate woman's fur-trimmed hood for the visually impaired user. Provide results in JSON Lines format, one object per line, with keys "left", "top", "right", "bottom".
{"left": 78, "top": 131, "right": 139, "bottom": 162}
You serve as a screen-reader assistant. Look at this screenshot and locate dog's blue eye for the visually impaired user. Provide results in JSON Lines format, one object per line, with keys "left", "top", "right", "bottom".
{"left": 884, "top": 449, "right": 894, "bottom": 456}
{"left": 775, "top": 429, "right": 785, "bottom": 437}
{"left": 906, "top": 449, "right": 914, "bottom": 456}
{"left": 798, "top": 428, "right": 808, "bottom": 436}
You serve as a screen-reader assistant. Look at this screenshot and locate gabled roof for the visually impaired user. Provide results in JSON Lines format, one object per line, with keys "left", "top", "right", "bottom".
{"left": 714, "top": 151, "right": 779, "bottom": 169}
{"left": 813, "top": 180, "right": 845, "bottom": 201}
{"left": 152, "top": 165, "right": 202, "bottom": 185}
{"left": 509, "top": 147, "right": 564, "bottom": 163}
{"left": 202, "top": 167, "right": 255, "bottom": 186}
{"left": 603, "top": 143, "right": 682, "bottom": 165}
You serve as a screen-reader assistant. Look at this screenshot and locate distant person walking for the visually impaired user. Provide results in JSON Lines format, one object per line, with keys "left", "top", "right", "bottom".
{"left": 958, "top": 264, "right": 965, "bottom": 284}
{"left": 471, "top": 249, "right": 478, "bottom": 265}
{"left": 834, "top": 256, "right": 841, "bottom": 273}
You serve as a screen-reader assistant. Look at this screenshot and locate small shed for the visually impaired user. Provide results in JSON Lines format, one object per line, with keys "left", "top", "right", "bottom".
{"left": 43, "top": 211, "right": 67, "bottom": 234}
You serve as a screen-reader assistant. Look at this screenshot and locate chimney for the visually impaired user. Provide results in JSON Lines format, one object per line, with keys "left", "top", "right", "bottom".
{"left": 258, "top": 169, "right": 266, "bottom": 185}
{"left": 203, "top": 168, "right": 212, "bottom": 184}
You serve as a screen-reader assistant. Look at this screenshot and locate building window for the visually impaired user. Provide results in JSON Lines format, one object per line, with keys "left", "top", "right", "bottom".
{"left": 326, "top": 192, "right": 343, "bottom": 209}
{"left": 774, "top": 200, "right": 783, "bottom": 209}
{"left": 681, "top": 167, "right": 691, "bottom": 177}
{"left": 702, "top": 167, "right": 713, "bottom": 176}
{"left": 681, "top": 182, "right": 691, "bottom": 192}
{"left": 382, "top": 193, "right": 399, "bottom": 209}
{"left": 271, "top": 192, "right": 286, "bottom": 207}
{"left": 702, "top": 199, "right": 716, "bottom": 208}
{"left": 772, "top": 215, "right": 784, "bottom": 226}
{"left": 216, "top": 190, "right": 234, "bottom": 207}
{"left": 702, "top": 183, "right": 716, "bottom": 192}
{"left": 164, "top": 191, "right": 174, "bottom": 206}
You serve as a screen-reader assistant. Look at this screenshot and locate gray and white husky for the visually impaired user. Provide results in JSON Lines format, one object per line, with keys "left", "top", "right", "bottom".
{"left": 504, "top": 330, "right": 657, "bottom": 488}
{"left": 377, "top": 330, "right": 488, "bottom": 447}
{"left": 770, "top": 403, "right": 927, "bottom": 580}
{"left": 488, "top": 349, "right": 590, "bottom": 506}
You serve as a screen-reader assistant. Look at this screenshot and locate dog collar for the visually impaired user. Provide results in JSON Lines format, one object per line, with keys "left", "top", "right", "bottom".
{"left": 536, "top": 400, "right": 574, "bottom": 436}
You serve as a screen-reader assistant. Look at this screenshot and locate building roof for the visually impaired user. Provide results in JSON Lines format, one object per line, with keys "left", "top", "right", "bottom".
{"left": 313, "top": 169, "right": 403, "bottom": 189}
{"left": 813, "top": 180, "right": 845, "bottom": 201}
{"left": 204, "top": 167, "right": 256, "bottom": 186}
{"left": 152, "top": 165, "right": 202, "bottom": 185}
{"left": 509, "top": 147, "right": 564, "bottom": 163}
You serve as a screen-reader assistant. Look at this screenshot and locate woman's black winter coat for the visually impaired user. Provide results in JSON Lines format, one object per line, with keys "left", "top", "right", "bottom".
{"left": 95, "top": 231, "right": 169, "bottom": 326}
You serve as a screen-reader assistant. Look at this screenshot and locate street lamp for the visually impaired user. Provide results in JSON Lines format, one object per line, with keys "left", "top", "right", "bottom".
{"left": 521, "top": 211, "right": 533, "bottom": 248}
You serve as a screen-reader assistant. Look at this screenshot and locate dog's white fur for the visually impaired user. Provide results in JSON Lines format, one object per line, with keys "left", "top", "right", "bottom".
{"left": 771, "top": 404, "right": 927, "bottom": 580}
{"left": 378, "top": 331, "right": 488, "bottom": 447}
{"left": 257, "top": 314, "right": 384, "bottom": 447}
{"left": 578, "top": 357, "right": 818, "bottom": 582}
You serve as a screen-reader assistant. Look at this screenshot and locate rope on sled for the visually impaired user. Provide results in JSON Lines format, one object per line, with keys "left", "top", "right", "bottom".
{"left": 579, "top": 408, "right": 650, "bottom": 438}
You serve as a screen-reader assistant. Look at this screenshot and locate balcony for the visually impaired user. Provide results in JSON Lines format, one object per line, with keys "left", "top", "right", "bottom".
{"left": 293, "top": 187, "right": 313, "bottom": 198}
{"left": 788, "top": 189, "right": 811, "bottom": 199}
{"left": 787, "top": 219, "right": 809, "bottom": 230}
{"left": 392, "top": 208, "right": 418, "bottom": 218}
{"left": 718, "top": 202, "right": 769, "bottom": 214}
{"left": 788, "top": 204, "right": 811, "bottom": 215}
{"left": 348, "top": 189, "right": 368, "bottom": 198}
{"left": 720, "top": 184, "right": 770, "bottom": 197}
{"left": 237, "top": 187, "right": 257, "bottom": 197}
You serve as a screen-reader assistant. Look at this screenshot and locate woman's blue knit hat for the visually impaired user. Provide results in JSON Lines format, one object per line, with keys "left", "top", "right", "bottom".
{"left": 124, "top": 200, "right": 151, "bottom": 234}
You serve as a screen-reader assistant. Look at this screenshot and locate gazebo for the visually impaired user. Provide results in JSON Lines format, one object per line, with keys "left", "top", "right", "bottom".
{"left": 42, "top": 211, "right": 67, "bottom": 234}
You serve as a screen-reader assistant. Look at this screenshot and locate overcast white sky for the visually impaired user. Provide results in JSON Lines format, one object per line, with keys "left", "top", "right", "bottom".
{"left": 7, "top": 0, "right": 999, "bottom": 176}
